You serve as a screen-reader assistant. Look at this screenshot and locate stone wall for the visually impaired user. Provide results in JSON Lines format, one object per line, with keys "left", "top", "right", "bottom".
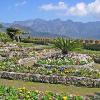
{"left": 0, "top": 71, "right": 100, "bottom": 88}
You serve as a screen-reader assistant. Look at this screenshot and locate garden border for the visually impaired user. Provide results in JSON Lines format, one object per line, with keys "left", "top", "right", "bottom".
{"left": 36, "top": 61, "right": 95, "bottom": 69}
{"left": 0, "top": 71, "right": 100, "bottom": 88}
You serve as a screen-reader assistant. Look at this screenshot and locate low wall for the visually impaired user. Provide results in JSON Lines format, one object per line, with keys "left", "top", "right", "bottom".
{"left": 0, "top": 71, "right": 100, "bottom": 88}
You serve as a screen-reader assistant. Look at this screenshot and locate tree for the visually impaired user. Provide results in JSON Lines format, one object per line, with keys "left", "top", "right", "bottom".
{"left": 55, "top": 37, "right": 82, "bottom": 54}
{"left": 6, "top": 28, "right": 24, "bottom": 42}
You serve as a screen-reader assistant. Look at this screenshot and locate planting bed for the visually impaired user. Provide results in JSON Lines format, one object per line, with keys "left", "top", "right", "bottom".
{"left": 0, "top": 42, "right": 100, "bottom": 88}
{"left": 0, "top": 59, "right": 99, "bottom": 79}
{"left": 0, "top": 85, "right": 84, "bottom": 100}
{"left": 37, "top": 53, "right": 93, "bottom": 66}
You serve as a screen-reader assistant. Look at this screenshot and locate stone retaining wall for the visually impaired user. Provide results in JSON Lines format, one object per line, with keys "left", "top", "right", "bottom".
{"left": 0, "top": 71, "right": 100, "bottom": 88}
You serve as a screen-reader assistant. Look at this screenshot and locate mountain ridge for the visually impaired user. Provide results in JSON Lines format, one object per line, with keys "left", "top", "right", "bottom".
{"left": 1, "top": 19, "right": 100, "bottom": 39}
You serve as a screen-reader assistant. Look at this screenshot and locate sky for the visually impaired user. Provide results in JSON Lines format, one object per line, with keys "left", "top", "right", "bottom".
{"left": 0, "top": 0, "right": 100, "bottom": 22}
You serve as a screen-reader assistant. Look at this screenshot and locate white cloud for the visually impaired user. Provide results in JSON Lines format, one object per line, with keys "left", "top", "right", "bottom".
{"left": 40, "top": 2, "right": 67, "bottom": 11}
{"left": 15, "top": 1, "right": 27, "bottom": 7}
{"left": 40, "top": 0, "right": 100, "bottom": 17}
{"left": 88, "top": 0, "right": 100, "bottom": 14}
{"left": 69, "top": 2, "right": 87, "bottom": 16}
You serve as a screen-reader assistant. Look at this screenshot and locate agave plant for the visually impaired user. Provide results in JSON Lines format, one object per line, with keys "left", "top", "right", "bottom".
{"left": 55, "top": 37, "right": 82, "bottom": 54}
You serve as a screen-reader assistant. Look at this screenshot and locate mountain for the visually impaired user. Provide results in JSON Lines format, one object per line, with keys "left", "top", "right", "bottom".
{"left": 2, "top": 19, "right": 100, "bottom": 39}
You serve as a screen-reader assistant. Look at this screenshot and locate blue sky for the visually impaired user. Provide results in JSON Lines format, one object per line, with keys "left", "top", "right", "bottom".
{"left": 0, "top": 0, "right": 100, "bottom": 22}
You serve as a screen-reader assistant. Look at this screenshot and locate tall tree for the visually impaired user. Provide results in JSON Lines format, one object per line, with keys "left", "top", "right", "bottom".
{"left": 6, "top": 28, "right": 24, "bottom": 42}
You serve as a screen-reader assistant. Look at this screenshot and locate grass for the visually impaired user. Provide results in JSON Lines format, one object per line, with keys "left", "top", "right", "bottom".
{"left": 0, "top": 79, "right": 100, "bottom": 96}
{"left": 74, "top": 48, "right": 100, "bottom": 57}
{"left": 0, "top": 42, "right": 100, "bottom": 97}
{"left": 94, "top": 63, "right": 100, "bottom": 70}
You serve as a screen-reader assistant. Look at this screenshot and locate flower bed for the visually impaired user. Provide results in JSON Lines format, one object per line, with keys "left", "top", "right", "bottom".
{"left": 0, "top": 86, "right": 85, "bottom": 100}
{"left": 0, "top": 59, "right": 99, "bottom": 79}
{"left": 37, "top": 53, "right": 93, "bottom": 66}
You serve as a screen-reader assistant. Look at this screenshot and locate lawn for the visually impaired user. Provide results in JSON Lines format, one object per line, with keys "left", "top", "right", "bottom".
{"left": 94, "top": 64, "right": 100, "bottom": 70}
{"left": 75, "top": 49, "right": 100, "bottom": 57}
{"left": 0, "top": 79, "right": 100, "bottom": 96}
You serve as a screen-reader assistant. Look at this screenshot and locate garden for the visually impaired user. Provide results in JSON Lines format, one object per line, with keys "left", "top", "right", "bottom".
{"left": 0, "top": 30, "right": 100, "bottom": 99}
{"left": 0, "top": 86, "right": 85, "bottom": 100}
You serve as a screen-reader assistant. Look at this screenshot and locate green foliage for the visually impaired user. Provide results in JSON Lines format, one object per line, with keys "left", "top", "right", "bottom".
{"left": 0, "top": 86, "right": 84, "bottom": 100}
{"left": 55, "top": 37, "right": 82, "bottom": 54}
{"left": 22, "top": 37, "right": 55, "bottom": 45}
{"left": 0, "top": 32, "right": 11, "bottom": 42}
{"left": 6, "top": 27, "right": 24, "bottom": 42}
{"left": 84, "top": 44, "right": 100, "bottom": 51}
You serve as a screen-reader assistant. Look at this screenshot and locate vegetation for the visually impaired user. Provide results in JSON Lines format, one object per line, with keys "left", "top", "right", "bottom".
{"left": 55, "top": 37, "right": 82, "bottom": 54}
{"left": 0, "top": 58, "right": 99, "bottom": 78}
{"left": 84, "top": 44, "right": 100, "bottom": 51}
{"left": 22, "top": 37, "right": 55, "bottom": 45}
{"left": 0, "top": 32, "right": 11, "bottom": 42}
{"left": 6, "top": 28, "right": 27, "bottom": 42}
{"left": 0, "top": 86, "right": 84, "bottom": 100}
{"left": 37, "top": 56, "right": 92, "bottom": 66}
{"left": 0, "top": 32, "right": 100, "bottom": 98}
{"left": 75, "top": 49, "right": 100, "bottom": 57}
{"left": 1, "top": 79, "right": 100, "bottom": 96}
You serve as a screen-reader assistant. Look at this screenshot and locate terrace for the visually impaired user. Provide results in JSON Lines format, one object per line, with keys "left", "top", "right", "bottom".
{"left": 0, "top": 37, "right": 99, "bottom": 99}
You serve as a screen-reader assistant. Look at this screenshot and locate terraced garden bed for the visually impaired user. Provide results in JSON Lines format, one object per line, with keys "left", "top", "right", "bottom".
{"left": 0, "top": 85, "right": 85, "bottom": 100}
{"left": 37, "top": 53, "right": 93, "bottom": 66}
{"left": 0, "top": 42, "right": 99, "bottom": 88}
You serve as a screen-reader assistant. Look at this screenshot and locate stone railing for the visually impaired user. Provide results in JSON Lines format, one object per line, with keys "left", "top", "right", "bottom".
{"left": 0, "top": 71, "right": 100, "bottom": 88}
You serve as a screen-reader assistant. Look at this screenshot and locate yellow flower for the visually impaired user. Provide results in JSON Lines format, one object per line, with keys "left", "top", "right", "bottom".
{"left": 27, "top": 91, "right": 31, "bottom": 94}
{"left": 35, "top": 90, "right": 39, "bottom": 93}
{"left": 22, "top": 87, "right": 26, "bottom": 90}
{"left": 19, "top": 89, "right": 23, "bottom": 92}
{"left": 26, "top": 95, "right": 30, "bottom": 98}
{"left": 49, "top": 97, "right": 53, "bottom": 100}
{"left": 45, "top": 91, "right": 51, "bottom": 95}
{"left": 62, "top": 96, "right": 67, "bottom": 100}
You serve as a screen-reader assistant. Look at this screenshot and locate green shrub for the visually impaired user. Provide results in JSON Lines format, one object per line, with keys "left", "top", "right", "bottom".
{"left": 0, "top": 32, "right": 12, "bottom": 42}
{"left": 22, "top": 37, "right": 55, "bottom": 45}
{"left": 55, "top": 37, "right": 82, "bottom": 54}
{"left": 84, "top": 44, "right": 100, "bottom": 51}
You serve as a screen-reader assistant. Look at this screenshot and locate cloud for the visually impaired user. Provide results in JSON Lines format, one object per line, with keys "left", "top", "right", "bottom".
{"left": 40, "top": 0, "right": 100, "bottom": 17}
{"left": 15, "top": 1, "right": 27, "bottom": 7}
{"left": 40, "top": 2, "right": 67, "bottom": 11}
{"left": 69, "top": 2, "right": 87, "bottom": 16}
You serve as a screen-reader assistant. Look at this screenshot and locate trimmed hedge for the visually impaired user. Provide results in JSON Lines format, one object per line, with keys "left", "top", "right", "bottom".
{"left": 21, "top": 38, "right": 55, "bottom": 45}
{"left": 84, "top": 44, "right": 100, "bottom": 51}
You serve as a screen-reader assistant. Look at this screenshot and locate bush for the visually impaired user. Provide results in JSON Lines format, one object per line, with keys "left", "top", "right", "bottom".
{"left": 22, "top": 37, "right": 55, "bottom": 45}
{"left": 84, "top": 44, "right": 100, "bottom": 51}
{"left": 55, "top": 37, "right": 82, "bottom": 54}
{"left": 0, "top": 32, "right": 12, "bottom": 42}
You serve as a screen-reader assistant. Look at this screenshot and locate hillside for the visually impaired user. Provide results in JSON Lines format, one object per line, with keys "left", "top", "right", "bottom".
{"left": 1, "top": 19, "right": 100, "bottom": 39}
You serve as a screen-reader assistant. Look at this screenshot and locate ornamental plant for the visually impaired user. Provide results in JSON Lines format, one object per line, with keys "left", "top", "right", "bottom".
{"left": 55, "top": 37, "right": 82, "bottom": 54}
{"left": 0, "top": 86, "right": 84, "bottom": 100}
